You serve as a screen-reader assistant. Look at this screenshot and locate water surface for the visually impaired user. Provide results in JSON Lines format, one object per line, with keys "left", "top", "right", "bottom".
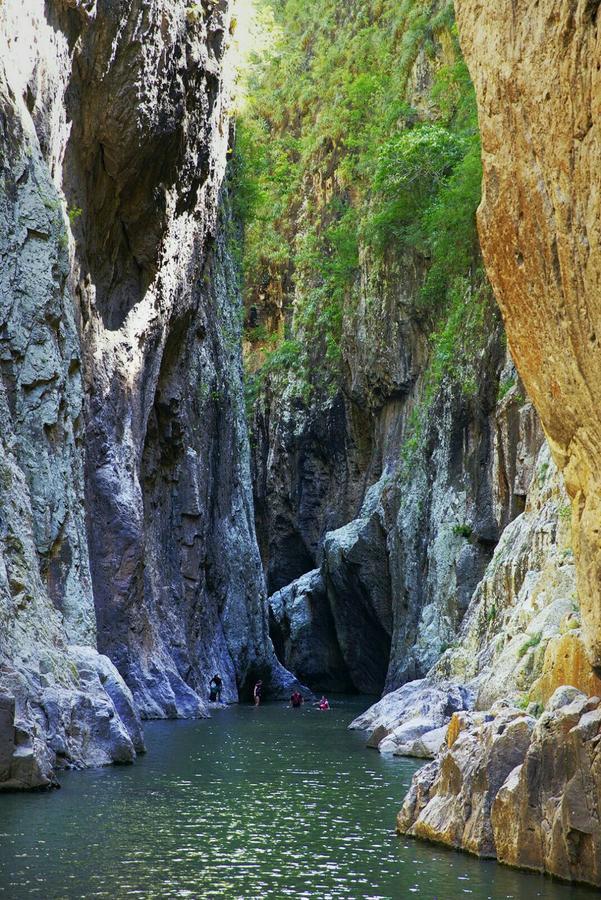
{"left": 0, "top": 698, "right": 593, "bottom": 898}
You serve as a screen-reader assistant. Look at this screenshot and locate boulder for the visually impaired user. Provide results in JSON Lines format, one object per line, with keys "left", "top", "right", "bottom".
{"left": 399, "top": 687, "right": 601, "bottom": 887}
{"left": 491, "top": 690, "right": 601, "bottom": 887}
{"left": 398, "top": 707, "right": 535, "bottom": 856}
{"left": 269, "top": 569, "right": 353, "bottom": 692}
{"left": 350, "top": 679, "right": 475, "bottom": 758}
{"left": 323, "top": 489, "right": 393, "bottom": 694}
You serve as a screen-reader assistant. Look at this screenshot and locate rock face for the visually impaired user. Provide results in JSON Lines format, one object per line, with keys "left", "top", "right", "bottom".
{"left": 398, "top": 705, "right": 536, "bottom": 857}
{"left": 349, "top": 679, "right": 474, "bottom": 758}
{"left": 322, "top": 482, "right": 393, "bottom": 694}
{"left": 249, "top": 18, "right": 567, "bottom": 700}
{"left": 355, "top": 443, "right": 580, "bottom": 743}
{"left": 433, "top": 443, "right": 579, "bottom": 708}
{"left": 0, "top": 0, "right": 291, "bottom": 786}
{"left": 492, "top": 691, "right": 601, "bottom": 885}
{"left": 399, "top": 689, "right": 601, "bottom": 888}
{"left": 269, "top": 569, "right": 353, "bottom": 692}
{"left": 455, "top": 0, "right": 601, "bottom": 668}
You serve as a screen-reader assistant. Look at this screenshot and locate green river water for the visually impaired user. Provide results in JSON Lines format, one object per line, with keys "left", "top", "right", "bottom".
{"left": 0, "top": 697, "right": 594, "bottom": 899}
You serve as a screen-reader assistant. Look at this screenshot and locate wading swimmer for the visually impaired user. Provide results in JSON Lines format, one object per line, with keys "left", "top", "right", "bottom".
{"left": 209, "top": 674, "right": 223, "bottom": 703}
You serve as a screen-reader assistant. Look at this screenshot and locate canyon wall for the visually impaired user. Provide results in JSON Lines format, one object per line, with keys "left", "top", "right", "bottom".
{"left": 395, "top": 0, "right": 601, "bottom": 887}
{"left": 244, "top": 1, "right": 543, "bottom": 697}
{"left": 0, "top": 0, "right": 290, "bottom": 789}
{"left": 455, "top": 0, "right": 601, "bottom": 668}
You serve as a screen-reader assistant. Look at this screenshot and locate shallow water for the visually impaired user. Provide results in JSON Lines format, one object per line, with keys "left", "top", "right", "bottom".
{"left": 0, "top": 697, "right": 594, "bottom": 899}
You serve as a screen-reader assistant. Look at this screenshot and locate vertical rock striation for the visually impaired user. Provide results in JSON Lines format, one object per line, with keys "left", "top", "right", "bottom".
{"left": 0, "top": 0, "right": 145, "bottom": 788}
{"left": 0, "top": 0, "right": 291, "bottom": 786}
{"left": 395, "top": 2, "right": 601, "bottom": 885}
{"left": 455, "top": 0, "right": 601, "bottom": 668}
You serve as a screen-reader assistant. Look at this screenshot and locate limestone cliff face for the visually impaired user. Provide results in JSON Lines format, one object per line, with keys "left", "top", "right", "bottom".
{"left": 398, "top": 688, "right": 601, "bottom": 888}
{"left": 0, "top": 0, "right": 145, "bottom": 787}
{"left": 455, "top": 0, "right": 601, "bottom": 667}
{"left": 0, "top": 0, "right": 290, "bottom": 787}
{"left": 250, "top": 14, "right": 522, "bottom": 695}
{"left": 393, "top": 3, "right": 601, "bottom": 884}
{"left": 261, "top": 289, "right": 499, "bottom": 693}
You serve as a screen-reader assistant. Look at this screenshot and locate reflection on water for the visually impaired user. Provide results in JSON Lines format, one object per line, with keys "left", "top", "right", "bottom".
{"left": 0, "top": 698, "right": 594, "bottom": 898}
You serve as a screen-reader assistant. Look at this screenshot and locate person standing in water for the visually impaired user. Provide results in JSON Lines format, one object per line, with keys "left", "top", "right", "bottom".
{"left": 290, "top": 690, "right": 303, "bottom": 708}
{"left": 209, "top": 674, "right": 223, "bottom": 703}
{"left": 253, "top": 680, "right": 263, "bottom": 706}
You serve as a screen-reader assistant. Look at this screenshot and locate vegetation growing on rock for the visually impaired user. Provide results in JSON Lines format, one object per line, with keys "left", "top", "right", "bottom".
{"left": 234, "top": 0, "right": 488, "bottom": 418}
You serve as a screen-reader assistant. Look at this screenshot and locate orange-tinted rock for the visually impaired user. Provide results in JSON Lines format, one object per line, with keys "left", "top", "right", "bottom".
{"left": 532, "top": 631, "right": 601, "bottom": 704}
{"left": 492, "top": 693, "right": 601, "bottom": 887}
{"left": 455, "top": 0, "right": 601, "bottom": 669}
{"left": 398, "top": 708, "right": 535, "bottom": 857}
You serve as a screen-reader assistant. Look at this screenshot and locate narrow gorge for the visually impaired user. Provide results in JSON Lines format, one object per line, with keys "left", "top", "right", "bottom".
{"left": 1, "top": 0, "right": 600, "bottom": 895}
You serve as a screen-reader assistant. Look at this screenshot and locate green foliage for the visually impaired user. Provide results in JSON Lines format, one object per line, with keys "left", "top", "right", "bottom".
{"left": 559, "top": 504, "right": 571, "bottom": 524}
{"left": 186, "top": 3, "right": 204, "bottom": 23}
{"left": 537, "top": 461, "right": 550, "bottom": 488}
{"left": 452, "top": 523, "right": 472, "bottom": 539}
{"left": 67, "top": 205, "right": 83, "bottom": 225}
{"left": 497, "top": 376, "right": 516, "bottom": 402}
{"left": 518, "top": 632, "right": 542, "bottom": 660}
{"left": 262, "top": 338, "right": 303, "bottom": 374}
{"left": 234, "top": 0, "right": 485, "bottom": 415}
{"left": 368, "top": 124, "right": 467, "bottom": 250}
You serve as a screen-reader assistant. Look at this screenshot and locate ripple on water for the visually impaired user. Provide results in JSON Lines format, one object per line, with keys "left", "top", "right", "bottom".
{"left": 0, "top": 700, "right": 595, "bottom": 899}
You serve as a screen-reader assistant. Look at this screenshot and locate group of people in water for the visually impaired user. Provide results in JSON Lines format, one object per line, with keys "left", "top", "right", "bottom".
{"left": 209, "top": 674, "right": 330, "bottom": 710}
{"left": 289, "top": 689, "right": 330, "bottom": 710}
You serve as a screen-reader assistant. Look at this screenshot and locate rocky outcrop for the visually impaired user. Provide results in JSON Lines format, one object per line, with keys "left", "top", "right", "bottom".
{"left": 269, "top": 569, "right": 353, "bottom": 692}
{"left": 492, "top": 690, "right": 601, "bottom": 886}
{"left": 399, "top": 688, "right": 601, "bottom": 888}
{"left": 0, "top": 648, "right": 144, "bottom": 791}
{"left": 398, "top": 704, "right": 536, "bottom": 857}
{"left": 0, "top": 0, "right": 292, "bottom": 786}
{"left": 0, "top": 1, "right": 145, "bottom": 787}
{"left": 266, "top": 347, "right": 522, "bottom": 697}
{"left": 433, "top": 443, "right": 578, "bottom": 708}
{"left": 57, "top": 0, "right": 288, "bottom": 715}
{"left": 456, "top": 0, "right": 601, "bottom": 670}
{"left": 322, "top": 481, "right": 393, "bottom": 694}
{"left": 247, "top": 8, "right": 518, "bottom": 698}
{"left": 349, "top": 679, "right": 474, "bottom": 758}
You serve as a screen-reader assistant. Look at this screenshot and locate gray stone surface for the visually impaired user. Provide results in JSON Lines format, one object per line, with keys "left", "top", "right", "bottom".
{"left": 433, "top": 444, "right": 577, "bottom": 709}
{"left": 322, "top": 483, "right": 393, "bottom": 694}
{"left": 269, "top": 569, "right": 353, "bottom": 692}
{"left": 350, "top": 679, "right": 475, "bottom": 758}
{"left": 0, "top": 0, "right": 294, "bottom": 788}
